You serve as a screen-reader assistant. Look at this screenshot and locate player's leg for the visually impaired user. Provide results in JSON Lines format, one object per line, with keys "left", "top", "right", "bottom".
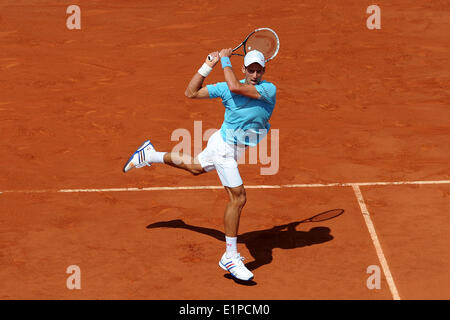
{"left": 219, "top": 183, "right": 253, "bottom": 281}
{"left": 123, "top": 139, "right": 207, "bottom": 175}
{"left": 222, "top": 183, "right": 246, "bottom": 263}
{"left": 163, "top": 152, "right": 205, "bottom": 175}
{"left": 216, "top": 168, "right": 253, "bottom": 281}
{"left": 223, "top": 184, "right": 246, "bottom": 238}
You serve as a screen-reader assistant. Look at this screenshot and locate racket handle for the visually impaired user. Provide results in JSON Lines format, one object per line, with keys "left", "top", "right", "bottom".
{"left": 207, "top": 53, "right": 221, "bottom": 61}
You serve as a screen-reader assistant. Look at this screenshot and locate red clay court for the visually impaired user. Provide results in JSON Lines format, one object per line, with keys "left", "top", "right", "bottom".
{"left": 0, "top": 0, "right": 449, "bottom": 300}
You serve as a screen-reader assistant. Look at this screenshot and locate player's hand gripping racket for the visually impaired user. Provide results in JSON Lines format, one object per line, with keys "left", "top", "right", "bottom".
{"left": 208, "top": 27, "right": 280, "bottom": 63}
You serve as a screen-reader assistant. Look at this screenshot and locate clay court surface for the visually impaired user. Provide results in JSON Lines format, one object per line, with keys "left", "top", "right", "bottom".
{"left": 0, "top": 0, "right": 449, "bottom": 300}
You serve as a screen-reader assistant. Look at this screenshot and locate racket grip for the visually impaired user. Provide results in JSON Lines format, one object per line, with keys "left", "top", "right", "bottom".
{"left": 207, "top": 53, "right": 221, "bottom": 61}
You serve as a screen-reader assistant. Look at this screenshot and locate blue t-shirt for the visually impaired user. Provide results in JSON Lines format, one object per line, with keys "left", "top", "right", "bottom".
{"left": 206, "top": 80, "right": 276, "bottom": 146}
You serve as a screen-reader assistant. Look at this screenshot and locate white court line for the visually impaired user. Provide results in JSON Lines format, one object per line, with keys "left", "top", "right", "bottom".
{"left": 0, "top": 179, "right": 449, "bottom": 194}
{"left": 58, "top": 186, "right": 225, "bottom": 192}
{"left": 352, "top": 185, "right": 401, "bottom": 300}
{"left": 284, "top": 179, "right": 450, "bottom": 188}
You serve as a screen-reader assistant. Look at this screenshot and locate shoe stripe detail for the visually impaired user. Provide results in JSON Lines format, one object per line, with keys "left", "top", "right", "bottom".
{"left": 123, "top": 140, "right": 153, "bottom": 172}
{"left": 223, "top": 261, "right": 235, "bottom": 270}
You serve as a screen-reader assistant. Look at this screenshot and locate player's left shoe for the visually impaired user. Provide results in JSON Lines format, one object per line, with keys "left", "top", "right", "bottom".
{"left": 122, "top": 140, "right": 155, "bottom": 173}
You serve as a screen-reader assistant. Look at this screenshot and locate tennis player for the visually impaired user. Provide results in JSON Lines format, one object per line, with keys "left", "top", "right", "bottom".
{"left": 123, "top": 49, "right": 276, "bottom": 281}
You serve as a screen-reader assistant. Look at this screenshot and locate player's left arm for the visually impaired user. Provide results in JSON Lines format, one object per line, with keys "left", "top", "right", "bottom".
{"left": 219, "top": 48, "right": 261, "bottom": 100}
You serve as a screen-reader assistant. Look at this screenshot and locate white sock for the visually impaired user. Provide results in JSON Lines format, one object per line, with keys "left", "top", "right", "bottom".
{"left": 225, "top": 236, "right": 238, "bottom": 258}
{"left": 148, "top": 151, "right": 166, "bottom": 163}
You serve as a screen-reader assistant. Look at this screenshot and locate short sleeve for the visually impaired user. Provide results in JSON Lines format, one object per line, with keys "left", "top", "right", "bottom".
{"left": 206, "top": 82, "right": 229, "bottom": 99}
{"left": 255, "top": 82, "right": 276, "bottom": 105}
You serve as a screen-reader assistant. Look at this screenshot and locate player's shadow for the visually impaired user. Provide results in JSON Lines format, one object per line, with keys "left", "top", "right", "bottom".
{"left": 146, "top": 209, "right": 343, "bottom": 284}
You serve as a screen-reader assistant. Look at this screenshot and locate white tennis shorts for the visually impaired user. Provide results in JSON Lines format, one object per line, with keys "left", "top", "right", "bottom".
{"left": 197, "top": 130, "right": 247, "bottom": 188}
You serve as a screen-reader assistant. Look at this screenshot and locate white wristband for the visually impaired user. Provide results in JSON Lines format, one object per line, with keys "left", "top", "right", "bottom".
{"left": 198, "top": 63, "right": 213, "bottom": 77}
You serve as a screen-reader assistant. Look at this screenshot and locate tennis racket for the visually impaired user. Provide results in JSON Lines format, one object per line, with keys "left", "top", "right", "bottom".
{"left": 208, "top": 27, "right": 280, "bottom": 63}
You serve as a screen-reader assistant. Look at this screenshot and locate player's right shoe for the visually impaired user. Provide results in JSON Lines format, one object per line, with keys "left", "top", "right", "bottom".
{"left": 219, "top": 252, "right": 254, "bottom": 281}
{"left": 122, "top": 140, "right": 155, "bottom": 173}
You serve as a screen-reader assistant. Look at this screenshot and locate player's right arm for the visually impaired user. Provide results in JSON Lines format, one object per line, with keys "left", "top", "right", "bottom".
{"left": 185, "top": 52, "right": 219, "bottom": 99}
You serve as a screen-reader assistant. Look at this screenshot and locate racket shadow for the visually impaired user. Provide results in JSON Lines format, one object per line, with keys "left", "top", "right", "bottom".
{"left": 146, "top": 209, "right": 344, "bottom": 275}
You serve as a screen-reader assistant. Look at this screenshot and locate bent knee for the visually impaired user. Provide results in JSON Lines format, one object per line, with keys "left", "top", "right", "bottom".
{"left": 229, "top": 192, "right": 247, "bottom": 208}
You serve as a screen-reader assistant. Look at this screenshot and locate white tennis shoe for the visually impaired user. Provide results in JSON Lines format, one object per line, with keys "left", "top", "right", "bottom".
{"left": 219, "top": 252, "right": 254, "bottom": 281}
{"left": 122, "top": 140, "right": 155, "bottom": 173}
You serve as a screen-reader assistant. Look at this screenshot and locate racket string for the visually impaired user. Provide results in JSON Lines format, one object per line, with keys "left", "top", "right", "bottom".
{"left": 245, "top": 30, "right": 278, "bottom": 61}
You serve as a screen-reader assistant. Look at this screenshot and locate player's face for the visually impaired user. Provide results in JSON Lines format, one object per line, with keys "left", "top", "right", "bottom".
{"left": 243, "top": 63, "right": 265, "bottom": 85}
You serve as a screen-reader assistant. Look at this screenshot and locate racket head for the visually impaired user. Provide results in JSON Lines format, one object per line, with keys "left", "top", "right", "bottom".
{"left": 243, "top": 28, "right": 280, "bottom": 62}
